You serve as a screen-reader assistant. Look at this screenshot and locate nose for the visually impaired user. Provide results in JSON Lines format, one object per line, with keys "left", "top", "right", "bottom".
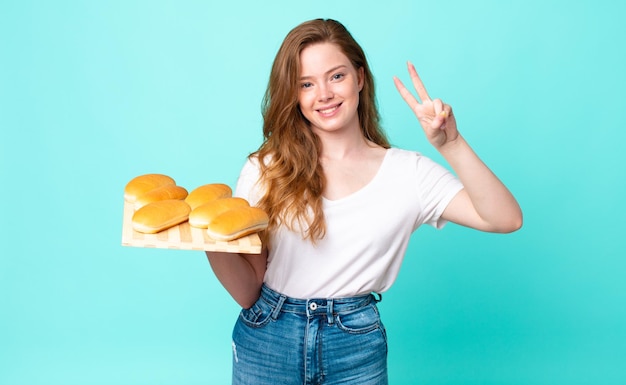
{"left": 317, "top": 83, "right": 334, "bottom": 102}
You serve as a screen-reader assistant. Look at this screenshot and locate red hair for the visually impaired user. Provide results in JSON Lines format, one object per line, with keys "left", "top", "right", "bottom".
{"left": 253, "top": 19, "right": 389, "bottom": 243}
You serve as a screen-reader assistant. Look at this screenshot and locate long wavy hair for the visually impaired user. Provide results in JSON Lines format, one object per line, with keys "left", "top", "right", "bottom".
{"left": 253, "top": 19, "right": 390, "bottom": 244}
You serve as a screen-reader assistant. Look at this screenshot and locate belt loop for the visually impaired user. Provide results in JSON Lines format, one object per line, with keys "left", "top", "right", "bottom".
{"left": 270, "top": 294, "right": 286, "bottom": 320}
{"left": 372, "top": 292, "right": 382, "bottom": 303}
{"left": 326, "top": 299, "right": 334, "bottom": 325}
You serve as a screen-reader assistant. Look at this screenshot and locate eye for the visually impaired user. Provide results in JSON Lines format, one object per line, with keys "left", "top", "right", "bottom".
{"left": 332, "top": 73, "right": 345, "bottom": 81}
{"left": 301, "top": 82, "right": 313, "bottom": 89}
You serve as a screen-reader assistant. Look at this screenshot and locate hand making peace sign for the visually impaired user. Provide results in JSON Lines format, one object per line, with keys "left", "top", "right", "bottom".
{"left": 393, "top": 62, "right": 459, "bottom": 149}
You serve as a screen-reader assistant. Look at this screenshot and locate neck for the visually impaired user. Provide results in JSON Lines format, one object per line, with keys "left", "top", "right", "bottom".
{"left": 314, "top": 124, "right": 372, "bottom": 161}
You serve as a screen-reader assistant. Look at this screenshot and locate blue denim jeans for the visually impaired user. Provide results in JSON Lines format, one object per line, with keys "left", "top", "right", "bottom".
{"left": 231, "top": 284, "right": 388, "bottom": 385}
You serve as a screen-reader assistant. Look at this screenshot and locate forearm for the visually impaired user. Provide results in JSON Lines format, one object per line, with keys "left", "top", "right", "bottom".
{"left": 205, "top": 250, "right": 267, "bottom": 309}
{"left": 438, "top": 135, "right": 523, "bottom": 232}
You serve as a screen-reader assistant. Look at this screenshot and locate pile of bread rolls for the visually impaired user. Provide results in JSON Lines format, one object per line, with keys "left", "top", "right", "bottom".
{"left": 124, "top": 173, "right": 268, "bottom": 241}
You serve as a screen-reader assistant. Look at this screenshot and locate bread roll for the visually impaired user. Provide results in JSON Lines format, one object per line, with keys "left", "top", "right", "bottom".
{"left": 185, "top": 183, "right": 232, "bottom": 210}
{"left": 134, "top": 184, "right": 188, "bottom": 210}
{"left": 206, "top": 206, "right": 269, "bottom": 241}
{"left": 132, "top": 199, "right": 191, "bottom": 234}
{"left": 124, "top": 174, "right": 175, "bottom": 203}
{"left": 189, "top": 197, "right": 250, "bottom": 228}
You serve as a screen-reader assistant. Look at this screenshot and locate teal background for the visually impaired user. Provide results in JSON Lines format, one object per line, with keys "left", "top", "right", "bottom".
{"left": 1, "top": 0, "right": 625, "bottom": 384}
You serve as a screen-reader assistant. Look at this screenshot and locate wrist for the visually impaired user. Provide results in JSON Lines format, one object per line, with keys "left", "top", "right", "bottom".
{"left": 436, "top": 134, "right": 466, "bottom": 156}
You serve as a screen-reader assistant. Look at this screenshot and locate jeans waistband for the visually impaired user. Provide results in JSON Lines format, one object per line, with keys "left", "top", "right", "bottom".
{"left": 260, "top": 284, "right": 379, "bottom": 320}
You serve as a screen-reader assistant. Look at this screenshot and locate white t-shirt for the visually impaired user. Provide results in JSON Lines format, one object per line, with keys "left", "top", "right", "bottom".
{"left": 235, "top": 147, "right": 464, "bottom": 299}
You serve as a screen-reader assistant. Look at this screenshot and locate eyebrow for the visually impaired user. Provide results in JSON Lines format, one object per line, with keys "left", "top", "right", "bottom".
{"left": 299, "top": 65, "right": 348, "bottom": 81}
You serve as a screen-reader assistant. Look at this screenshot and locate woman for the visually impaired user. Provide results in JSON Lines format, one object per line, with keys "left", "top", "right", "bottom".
{"left": 207, "top": 18, "right": 522, "bottom": 385}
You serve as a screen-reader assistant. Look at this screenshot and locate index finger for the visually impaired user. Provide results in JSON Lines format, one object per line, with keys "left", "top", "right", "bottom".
{"left": 393, "top": 76, "right": 420, "bottom": 108}
{"left": 407, "top": 61, "right": 431, "bottom": 102}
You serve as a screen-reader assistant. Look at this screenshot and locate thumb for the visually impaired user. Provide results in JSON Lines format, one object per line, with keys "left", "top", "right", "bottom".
{"left": 431, "top": 110, "right": 448, "bottom": 130}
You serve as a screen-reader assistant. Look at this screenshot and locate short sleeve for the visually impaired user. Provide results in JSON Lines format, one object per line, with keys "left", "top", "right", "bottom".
{"left": 234, "top": 157, "right": 264, "bottom": 206}
{"left": 413, "top": 154, "right": 464, "bottom": 229}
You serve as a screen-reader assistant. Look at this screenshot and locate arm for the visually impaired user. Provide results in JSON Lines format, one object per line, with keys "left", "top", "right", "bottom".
{"left": 206, "top": 249, "right": 267, "bottom": 309}
{"left": 437, "top": 135, "right": 522, "bottom": 232}
{"left": 394, "top": 62, "right": 522, "bottom": 233}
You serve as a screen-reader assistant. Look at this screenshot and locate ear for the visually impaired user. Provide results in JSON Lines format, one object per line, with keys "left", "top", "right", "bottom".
{"left": 357, "top": 66, "right": 365, "bottom": 91}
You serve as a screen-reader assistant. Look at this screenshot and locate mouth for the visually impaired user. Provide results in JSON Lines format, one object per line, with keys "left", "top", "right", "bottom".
{"left": 317, "top": 103, "right": 342, "bottom": 116}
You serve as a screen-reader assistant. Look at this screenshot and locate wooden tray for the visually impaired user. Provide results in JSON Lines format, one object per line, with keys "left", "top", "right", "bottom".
{"left": 121, "top": 201, "right": 262, "bottom": 254}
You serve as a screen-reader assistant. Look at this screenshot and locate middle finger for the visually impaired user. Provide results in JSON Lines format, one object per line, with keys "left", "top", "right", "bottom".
{"left": 408, "top": 61, "right": 431, "bottom": 103}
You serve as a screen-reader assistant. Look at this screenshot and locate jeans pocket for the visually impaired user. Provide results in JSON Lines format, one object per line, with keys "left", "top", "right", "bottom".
{"left": 239, "top": 297, "right": 274, "bottom": 328}
{"left": 336, "top": 303, "right": 381, "bottom": 334}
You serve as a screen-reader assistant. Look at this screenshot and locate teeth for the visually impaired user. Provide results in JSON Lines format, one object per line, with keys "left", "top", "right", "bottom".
{"left": 319, "top": 106, "right": 338, "bottom": 114}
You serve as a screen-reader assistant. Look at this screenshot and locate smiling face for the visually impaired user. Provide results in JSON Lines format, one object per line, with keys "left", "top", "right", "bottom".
{"left": 298, "top": 42, "right": 364, "bottom": 136}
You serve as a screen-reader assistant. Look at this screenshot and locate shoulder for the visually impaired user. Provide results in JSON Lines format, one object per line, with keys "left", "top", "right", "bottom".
{"left": 383, "top": 147, "right": 437, "bottom": 172}
{"left": 382, "top": 148, "right": 461, "bottom": 192}
{"left": 239, "top": 152, "right": 275, "bottom": 178}
{"left": 235, "top": 154, "right": 266, "bottom": 204}
{"left": 386, "top": 147, "right": 418, "bottom": 160}
{"left": 240, "top": 154, "right": 261, "bottom": 174}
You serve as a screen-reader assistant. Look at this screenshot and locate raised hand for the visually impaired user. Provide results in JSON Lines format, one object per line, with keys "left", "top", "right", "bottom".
{"left": 393, "top": 62, "right": 458, "bottom": 149}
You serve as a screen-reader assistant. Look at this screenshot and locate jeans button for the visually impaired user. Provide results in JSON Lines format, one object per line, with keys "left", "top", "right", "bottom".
{"left": 309, "top": 302, "right": 317, "bottom": 311}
